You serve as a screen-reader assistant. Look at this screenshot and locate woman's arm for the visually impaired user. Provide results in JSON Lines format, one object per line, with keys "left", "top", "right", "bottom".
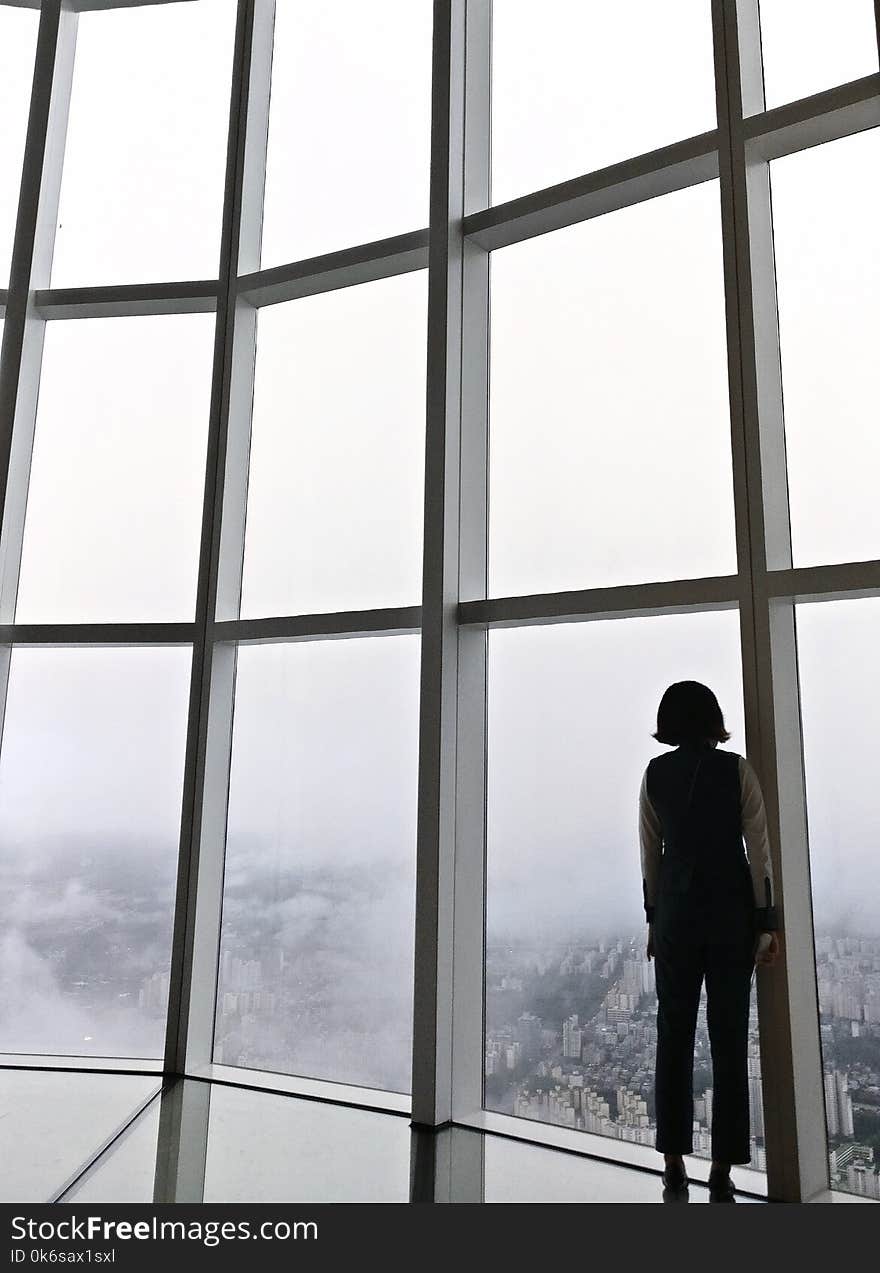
{"left": 639, "top": 769, "right": 662, "bottom": 927}
{"left": 739, "top": 755, "right": 780, "bottom": 932}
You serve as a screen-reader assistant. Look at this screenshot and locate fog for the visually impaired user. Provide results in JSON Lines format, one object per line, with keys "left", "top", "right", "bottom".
{"left": 0, "top": 2, "right": 878, "bottom": 1088}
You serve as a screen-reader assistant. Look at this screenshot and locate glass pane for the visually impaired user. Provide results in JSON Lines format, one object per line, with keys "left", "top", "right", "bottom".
{"left": 51, "top": 0, "right": 237, "bottom": 285}
{"left": 797, "top": 598, "right": 880, "bottom": 1201}
{"left": 0, "top": 647, "right": 191, "bottom": 1059}
{"left": 15, "top": 314, "right": 214, "bottom": 624}
{"left": 203, "top": 1085, "right": 410, "bottom": 1202}
{"left": 492, "top": 0, "right": 716, "bottom": 205}
{"left": 485, "top": 611, "right": 771, "bottom": 1173}
{"left": 0, "top": 5, "right": 38, "bottom": 286}
{"left": 240, "top": 274, "right": 426, "bottom": 619}
{"left": 215, "top": 636, "right": 419, "bottom": 1092}
{"left": 771, "top": 131, "right": 880, "bottom": 569}
{"left": 0, "top": 1071, "right": 159, "bottom": 1203}
{"left": 489, "top": 183, "right": 735, "bottom": 598}
{"left": 260, "top": 0, "right": 432, "bottom": 267}
{"left": 758, "top": 0, "right": 878, "bottom": 112}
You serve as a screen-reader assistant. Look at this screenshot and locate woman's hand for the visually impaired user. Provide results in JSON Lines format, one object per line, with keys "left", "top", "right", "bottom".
{"left": 647, "top": 924, "right": 655, "bottom": 962}
{"left": 754, "top": 931, "right": 780, "bottom": 966}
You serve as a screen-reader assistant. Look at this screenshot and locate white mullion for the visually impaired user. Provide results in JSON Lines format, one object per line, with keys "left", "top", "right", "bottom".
{"left": 411, "top": 1126, "right": 485, "bottom": 1202}
{"left": 412, "top": 0, "right": 470, "bottom": 1128}
{"left": 716, "top": 0, "right": 827, "bottom": 1202}
{"left": 153, "top": 1078, "right": 211, "bottom": 1205}
{"left": 163, "top": 0, "right": 274, "bottom": 1078}
{"left": 449, "top": 0, "right": 491, "bottom": 1128}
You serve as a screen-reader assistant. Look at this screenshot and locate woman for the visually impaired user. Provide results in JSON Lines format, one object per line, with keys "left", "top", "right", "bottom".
{"left": 639, "top": 681, "right": 780, "bottom": 1201}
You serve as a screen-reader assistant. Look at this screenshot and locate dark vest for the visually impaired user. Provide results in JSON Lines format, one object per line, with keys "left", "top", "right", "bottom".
{"left": 646, "top": 744, "right": 754, "bottom": 940}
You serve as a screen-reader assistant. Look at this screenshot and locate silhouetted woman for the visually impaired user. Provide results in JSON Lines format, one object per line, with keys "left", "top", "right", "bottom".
{"left": 639, "top": 681, "right": 780, "bottom": 1201}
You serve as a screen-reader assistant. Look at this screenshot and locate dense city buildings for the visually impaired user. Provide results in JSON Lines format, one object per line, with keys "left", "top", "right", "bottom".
{"left": 485, "top": 931, "right": 880, "bottom": 1198}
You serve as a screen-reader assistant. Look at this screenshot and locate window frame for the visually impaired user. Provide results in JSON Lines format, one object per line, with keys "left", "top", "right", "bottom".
{"left": 1, "top": 0, "right": 879, "bottom": 1203}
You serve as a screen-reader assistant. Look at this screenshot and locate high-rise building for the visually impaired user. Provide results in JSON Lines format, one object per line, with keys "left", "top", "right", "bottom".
{"left": 562, "top": 1015, "right": 583, "bottom": 1059}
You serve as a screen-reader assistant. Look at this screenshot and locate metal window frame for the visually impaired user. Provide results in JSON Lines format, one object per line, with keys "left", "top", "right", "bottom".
{"left": 1, "top": 0, "right": 879, "bottom": 1203}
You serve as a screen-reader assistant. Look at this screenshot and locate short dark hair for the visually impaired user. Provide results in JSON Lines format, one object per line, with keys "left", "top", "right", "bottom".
{"left": 653, "top": 681, "right": 731, "bottom": 746}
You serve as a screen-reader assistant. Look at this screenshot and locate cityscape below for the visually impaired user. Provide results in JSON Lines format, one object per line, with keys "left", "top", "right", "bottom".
{"left": 0, "top": 840, "right": 876, "bottom": 1201}
{"left": 484, "top": 930, "right": 880, "bottom": 1199}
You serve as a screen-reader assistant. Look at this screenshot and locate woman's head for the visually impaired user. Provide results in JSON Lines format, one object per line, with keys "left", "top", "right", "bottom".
{"left": 653, "top": 681, "right": 731, "bottom": 747}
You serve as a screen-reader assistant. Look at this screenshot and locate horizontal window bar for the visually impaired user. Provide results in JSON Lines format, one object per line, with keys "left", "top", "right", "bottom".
{"left": 458, "top": 576, "right": 741, "bottom": 628}
{"left": 761, "top": 559, "right": 880, "bottom": 603}
{"left": 238, "top": 229, "right": 429, "bottom": 308}
{"left": 71, "top": 1, "right": 195, "bottom": 12}
{"left": 0, "top": 621, "right": 196, "bottom": 645}
{"left": 211, "top": 606, "right": 422, "bottom": 644}
{"left": 464, "top": 132, "right": 719, "bottom": 252}
{"left": 744, "top": 74, "right": 880, "bottom": 162}
{"left": 0, "top": 3, "right": 200, "bottom": 12}
{"left": 191, "top": 1063, "right": 411, "bottom": 1120}
{"left": 0, "top": 1053, "right": 163, "bottom": 1074}
{"left": 34, "top": 280, "right": 219, "bottom": 319}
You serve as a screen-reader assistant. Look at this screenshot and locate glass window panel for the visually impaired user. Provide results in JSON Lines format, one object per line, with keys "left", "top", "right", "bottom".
{"left": 51, "top": 1, "right": 237, "bottom": 286}
{"left": 771, "top": 132, "right": 880, "bottom": 569}
{"left": 797, "top": 598, "right": 880, "bottom": 1202}
{"left": 215, "top": 636, "right": 419, "bottom": 1092}
{"left": 0, "top": 648, "right": 191, "bottom": 1059}
{"left": 492, "top": 0, "right": 716, "bottom": 206}
{"left": 758, "top": 0, "right": 878, "bottom": 112}
{"left": 203, "top": 1086, "right": 410, "bottom": 1202}
{"left": 260, "top": 0, "right": 432, "bottom": 267}
{"left": 15, "top": 314, "right": 214, "bottom": 624}
{"left": 489, "top": 183, "right": 736, "bottom": 598}
{"left": 0, "top": 5, "right": 38, "bottom": 286}
{"left": 240, "top": 274, "right": 426, "bottom": 619}
{"left": 0, "top": 1071, "right": 159, "bottom": 1203}
{"left": 485, "top": 611, "right": 770, "bottom": 1170}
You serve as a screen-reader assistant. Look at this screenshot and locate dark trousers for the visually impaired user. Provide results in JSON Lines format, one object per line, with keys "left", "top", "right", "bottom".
{"left": 653, "top": 926, "right": 754, "bottom": 1165}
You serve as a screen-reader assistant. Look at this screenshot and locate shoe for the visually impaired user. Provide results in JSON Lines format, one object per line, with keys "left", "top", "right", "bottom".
{"left": 708, "top": 1168, "right": 736, "bottom": 1202}
{"left": 662, "top": 1161, "right": 689, "bottom": 1193}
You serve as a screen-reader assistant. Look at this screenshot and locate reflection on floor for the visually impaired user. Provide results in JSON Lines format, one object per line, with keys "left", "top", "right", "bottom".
{"left": 0, "top": 1069, "right": 159, "bottom": 1203}
{"left": 0, "top": 1067, "right": 769, "bottom": 1204}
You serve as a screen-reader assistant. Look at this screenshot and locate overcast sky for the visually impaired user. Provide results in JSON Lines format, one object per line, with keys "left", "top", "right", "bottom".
{"left": 0, "top": 1, "right": 878, "bottom": 1068}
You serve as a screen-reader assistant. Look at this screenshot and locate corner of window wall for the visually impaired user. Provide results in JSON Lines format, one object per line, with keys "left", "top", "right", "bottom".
{"left": 756, "top": 0, "right": 880, "bottom": 1200}
{"left": 715, "top": 0, "right": 880, "bottom": 1202}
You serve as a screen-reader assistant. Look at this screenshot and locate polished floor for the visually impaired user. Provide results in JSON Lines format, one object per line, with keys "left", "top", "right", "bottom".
{"left": 0, "top": 1066, "right": 771, "bottom": 1204}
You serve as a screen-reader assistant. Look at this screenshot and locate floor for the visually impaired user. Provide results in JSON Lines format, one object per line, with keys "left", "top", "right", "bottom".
{"left": 0, "top": 1065, "right": 770, "bottom": 1204}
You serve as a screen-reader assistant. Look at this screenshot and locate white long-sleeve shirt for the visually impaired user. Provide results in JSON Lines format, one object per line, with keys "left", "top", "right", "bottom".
{"left": 639, "top": 754, "right": 779, "bottom": 930}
